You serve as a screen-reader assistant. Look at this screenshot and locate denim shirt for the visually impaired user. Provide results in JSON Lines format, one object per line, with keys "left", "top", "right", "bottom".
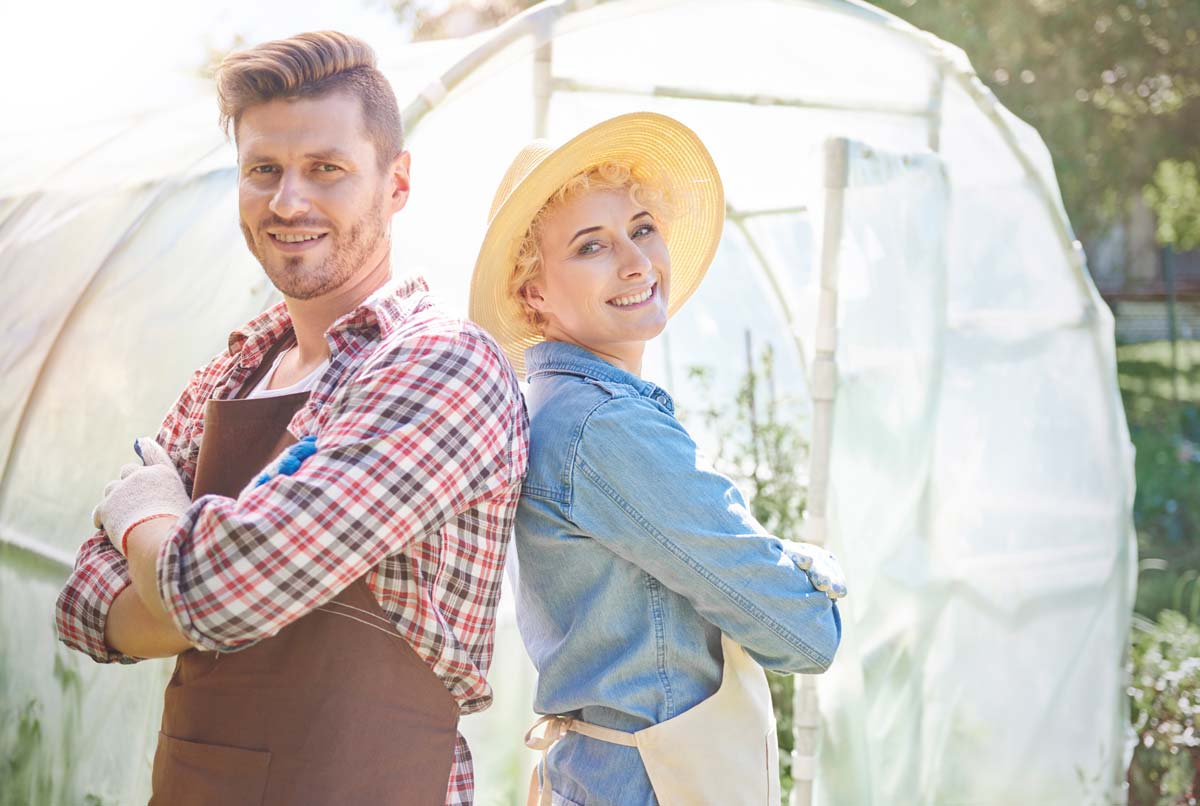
{"left": 515, "top": 341, "right": 842, "bottom": 806}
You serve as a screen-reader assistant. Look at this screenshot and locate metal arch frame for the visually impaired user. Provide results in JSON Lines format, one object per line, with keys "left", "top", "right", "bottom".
{"left": 394, "top": 0, "right": 948, "bottom": 406}
{"left": 395, "top": 0, "right": 1107, "bottom": 391}
{"left": 0, "top": 4, "right": 1103, "bottom": 571}
{"left": 0, "top": 3, "right": 1128, "bottom": 802}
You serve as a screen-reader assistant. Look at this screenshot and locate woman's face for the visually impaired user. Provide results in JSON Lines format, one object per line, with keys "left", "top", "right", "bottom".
{"left": 524, "top": 187, "right": 670, "bottom": 374}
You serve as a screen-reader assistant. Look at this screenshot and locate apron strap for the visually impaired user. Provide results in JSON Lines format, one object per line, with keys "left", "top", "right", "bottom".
{"left": 568, "top": 719, "right": 638, "bottom": 747}
{"left": 523, "top": 714, "right": 638, "bottom": 806}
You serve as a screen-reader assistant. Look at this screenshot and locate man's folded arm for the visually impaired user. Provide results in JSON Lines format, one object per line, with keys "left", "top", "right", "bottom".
{"left": 153, "top": 329, "right": 523, "bottom": 653}
{"left": 55, "top": 359, "right": 222, "bottom": 662}
{"left": 105, "top": 584, "right": 194, "bottom": 658}
{"left": 55, "top": 533, "right": 145, "bottom": 663}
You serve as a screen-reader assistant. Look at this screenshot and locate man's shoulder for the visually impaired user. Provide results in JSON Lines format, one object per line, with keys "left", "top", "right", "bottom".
{"left": 360, "top": 301, "right": 522, "bottom": 395}
{"left": 184, "top": 345, "right": 241, "bottom": 399}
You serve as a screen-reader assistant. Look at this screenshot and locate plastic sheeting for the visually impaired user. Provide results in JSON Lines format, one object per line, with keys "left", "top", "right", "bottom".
{"left": 0, "top": 1, "right": 1135, "bottom": 804}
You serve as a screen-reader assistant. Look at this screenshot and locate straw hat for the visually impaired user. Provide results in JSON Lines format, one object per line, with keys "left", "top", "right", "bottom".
{"left": 468, "top": 112, "right": 725, "bottom": 378}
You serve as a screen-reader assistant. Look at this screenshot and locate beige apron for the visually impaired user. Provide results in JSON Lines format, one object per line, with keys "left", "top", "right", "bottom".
{"left": 525, "top": 633, "right": 780, "bottom": 806}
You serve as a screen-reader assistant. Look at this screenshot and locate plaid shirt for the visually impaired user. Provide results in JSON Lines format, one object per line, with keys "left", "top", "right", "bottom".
{"left": 54, "top": 276, "right": 529, "bottom": 805}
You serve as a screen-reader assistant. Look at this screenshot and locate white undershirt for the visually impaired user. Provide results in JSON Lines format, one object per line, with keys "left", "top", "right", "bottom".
{"left": 246, "top": 346, "right": 330, "bottom": 399}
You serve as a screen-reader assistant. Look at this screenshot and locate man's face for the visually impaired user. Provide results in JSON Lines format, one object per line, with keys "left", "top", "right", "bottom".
{"left": 235, "top": 91, "right": 410, "bottom": 300}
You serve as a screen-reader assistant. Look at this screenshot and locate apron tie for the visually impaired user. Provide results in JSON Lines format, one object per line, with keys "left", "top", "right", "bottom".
{"left": 524, "top": 714, "right": 639, "bottom": 806}
{"left": 524, "top": 715, "right": 573, "bottom": 806}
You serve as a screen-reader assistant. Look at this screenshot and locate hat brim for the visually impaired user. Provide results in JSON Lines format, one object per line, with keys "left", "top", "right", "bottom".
{"left": 468, "top": 112, "right": 725, "bottom": 379}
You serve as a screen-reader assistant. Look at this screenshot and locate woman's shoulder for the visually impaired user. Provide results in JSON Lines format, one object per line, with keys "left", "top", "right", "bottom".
{"left": 527, "top": 372, "right": 677, "bottom": 435}
{"left": 530, "top": 374, "right": 687, "bottom": 462}
{"left": 523, "top": 373, "right": 682, "bottom": 498}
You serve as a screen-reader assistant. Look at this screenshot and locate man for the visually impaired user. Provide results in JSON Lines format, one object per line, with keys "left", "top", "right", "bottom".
{"left": 54, "top": 31, "right": 528, "bottom": 805}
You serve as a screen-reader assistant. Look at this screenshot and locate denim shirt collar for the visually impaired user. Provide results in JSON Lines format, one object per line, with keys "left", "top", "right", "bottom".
{"left": 524, "top": 340, "right": 676, "bottom": 413}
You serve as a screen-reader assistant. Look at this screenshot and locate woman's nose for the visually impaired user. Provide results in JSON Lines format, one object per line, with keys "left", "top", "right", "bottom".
{"left": 616, "top": 239, "right": 653, "bottom": 279}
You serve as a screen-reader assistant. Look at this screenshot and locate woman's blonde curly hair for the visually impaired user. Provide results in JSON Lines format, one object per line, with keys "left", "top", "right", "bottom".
{"left": 509, "top": 160, "right": 678, "bottom": 332}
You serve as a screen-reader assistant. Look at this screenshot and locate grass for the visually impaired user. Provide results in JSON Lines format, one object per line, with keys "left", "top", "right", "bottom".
{"left": 1115, "top": 340, "right": 1200, "bottom": 619}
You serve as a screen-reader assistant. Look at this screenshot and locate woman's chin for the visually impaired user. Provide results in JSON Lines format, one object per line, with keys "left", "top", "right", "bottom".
{"left": 615, "top": 318, "right": 668, "bottom": 344}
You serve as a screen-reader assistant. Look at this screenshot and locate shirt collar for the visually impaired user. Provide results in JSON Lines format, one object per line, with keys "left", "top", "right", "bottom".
{"left": 524, "top": 340, "right": 675, "bottom": 409}
{"left": 226, "top": 275, "right": 431, "bottom": 363}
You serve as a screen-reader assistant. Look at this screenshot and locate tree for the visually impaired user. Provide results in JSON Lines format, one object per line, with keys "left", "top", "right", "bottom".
{"left": 871, "top": 0, "right": 1200, "bottom": 252}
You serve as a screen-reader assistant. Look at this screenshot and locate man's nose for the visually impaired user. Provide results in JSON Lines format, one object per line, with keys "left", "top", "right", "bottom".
{"left": 269, "top": 172, "right": 310, "bottom": 220}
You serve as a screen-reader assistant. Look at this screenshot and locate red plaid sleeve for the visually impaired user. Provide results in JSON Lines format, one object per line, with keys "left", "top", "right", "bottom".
{"left": 155, "top": 326, "right": 523, "bottom": 652}
{"left": 54, "top": 358, "right": 224, "bottom": 663}
{"left": 53, "top": 532, "right": 136, "bottom": 663}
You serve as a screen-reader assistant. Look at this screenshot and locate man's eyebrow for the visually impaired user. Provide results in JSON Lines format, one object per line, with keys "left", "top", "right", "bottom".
{"left": 240, "top": 149, "right": 358, "bottom": 165}
{"left": 305, "top": 148, "right": 356, "bottom": 163}
{"left": 241, "top": 152, "right": 276, "bottom": 166}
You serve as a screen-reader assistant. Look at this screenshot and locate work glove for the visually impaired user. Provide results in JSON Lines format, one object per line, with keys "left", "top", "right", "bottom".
{"left": 781, "top": 540, "right": 848, "bottom": 600}
{"left": 92, "top": 437, "right": 190, "bottom": 557}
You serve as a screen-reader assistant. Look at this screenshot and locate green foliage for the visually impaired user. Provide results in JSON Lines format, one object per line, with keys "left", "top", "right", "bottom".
{"left": 871, "top": 0, "right": 1200, "bottom": 243}
{"left": 683, "top": 335, "right": 809, "bottom": 802}
{"left": 687, "top": 341, "right": 807, "bottom": 540}
{"left": 1117, "top": 341, "right": 1200, "bottom": 801}
{"left": 1128, "top": 611, "right": 1200, "bottom": 805}
{"left": 1116, "top": 340, "right": 1200, "bottom": 620}
{"left": 1144, "top": 160, "right": 1200, "bottom": 252}
{"left": 0, "top": 699, "right": 51, "bottom": 806}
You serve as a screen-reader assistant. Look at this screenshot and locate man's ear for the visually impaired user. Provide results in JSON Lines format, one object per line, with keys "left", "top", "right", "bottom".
{"left": 388, "top": 151, "right": 412, "bottom": 213}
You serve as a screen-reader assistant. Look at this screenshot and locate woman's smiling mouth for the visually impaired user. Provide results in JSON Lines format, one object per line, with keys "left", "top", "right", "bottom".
{"left": 608, "top": 282, "right": 657, "bottom": 308}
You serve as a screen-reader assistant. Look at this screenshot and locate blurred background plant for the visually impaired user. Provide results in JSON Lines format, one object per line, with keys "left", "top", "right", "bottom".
{"left": 1118, "top": 339, "right": 1200, "bottom": 805}
{"left": 1128, "top": 610, "right": 1200, "bottom": 804}
{"left": 682, "top": 333, "right": 809, "bottom": 801}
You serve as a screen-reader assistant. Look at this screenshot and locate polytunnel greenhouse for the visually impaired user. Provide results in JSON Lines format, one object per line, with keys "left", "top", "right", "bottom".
{"left": 0, "top": 0, "right": 1136, "bottom": 803}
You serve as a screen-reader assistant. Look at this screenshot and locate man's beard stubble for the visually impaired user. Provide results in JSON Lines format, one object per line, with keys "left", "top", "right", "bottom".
{"left": 242, "top": 202, "right": 389, "bottom": 301}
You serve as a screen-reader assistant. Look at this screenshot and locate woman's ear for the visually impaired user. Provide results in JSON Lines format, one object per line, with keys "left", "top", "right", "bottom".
{"left": 522, "top": 282, "right": 549, "bottom": 314}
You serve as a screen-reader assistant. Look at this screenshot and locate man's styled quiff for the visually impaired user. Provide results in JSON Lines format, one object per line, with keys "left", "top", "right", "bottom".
{"left": 215, "top": 31, "right": 403, "bottom": 168}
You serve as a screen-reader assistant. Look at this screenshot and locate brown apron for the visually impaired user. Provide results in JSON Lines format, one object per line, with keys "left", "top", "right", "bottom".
{"left": 150, "top": 341, "right": 459, "bottom": 806}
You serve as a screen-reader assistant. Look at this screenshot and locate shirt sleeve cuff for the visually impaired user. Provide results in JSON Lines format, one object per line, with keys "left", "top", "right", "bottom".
{"left": 54, "top": 532, "right": 142, "bottom": 664}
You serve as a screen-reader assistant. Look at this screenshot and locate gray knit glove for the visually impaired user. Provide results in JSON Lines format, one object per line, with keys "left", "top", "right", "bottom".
{"left": 780, "top": 540, "right": 848, "bottom": 600}
{"left": 92, "top": 437, "right": 190, "bottom": 557}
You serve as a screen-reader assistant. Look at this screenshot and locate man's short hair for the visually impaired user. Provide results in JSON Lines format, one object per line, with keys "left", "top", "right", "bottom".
{"left": 216, "top": 31, "right": 403, "bottom": 169}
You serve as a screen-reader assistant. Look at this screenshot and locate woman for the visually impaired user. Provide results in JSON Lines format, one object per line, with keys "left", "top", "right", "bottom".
{"left": 469, "top": 113, "right": 844, "bottom": 806}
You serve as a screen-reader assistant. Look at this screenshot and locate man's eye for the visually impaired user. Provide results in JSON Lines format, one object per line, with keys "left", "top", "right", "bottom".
{"left": 317, "top": 164, "right": 342, "bottom": 173}
{"left": 250, "top": 165, "right": 277, "bottom": 175}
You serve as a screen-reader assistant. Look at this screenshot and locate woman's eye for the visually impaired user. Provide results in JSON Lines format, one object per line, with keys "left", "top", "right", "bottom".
{"left": 578, "top": 241, "right": 603, "bottom": 256}
{"left": 632, "top": 223, "right": 656, "bottom": 238}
